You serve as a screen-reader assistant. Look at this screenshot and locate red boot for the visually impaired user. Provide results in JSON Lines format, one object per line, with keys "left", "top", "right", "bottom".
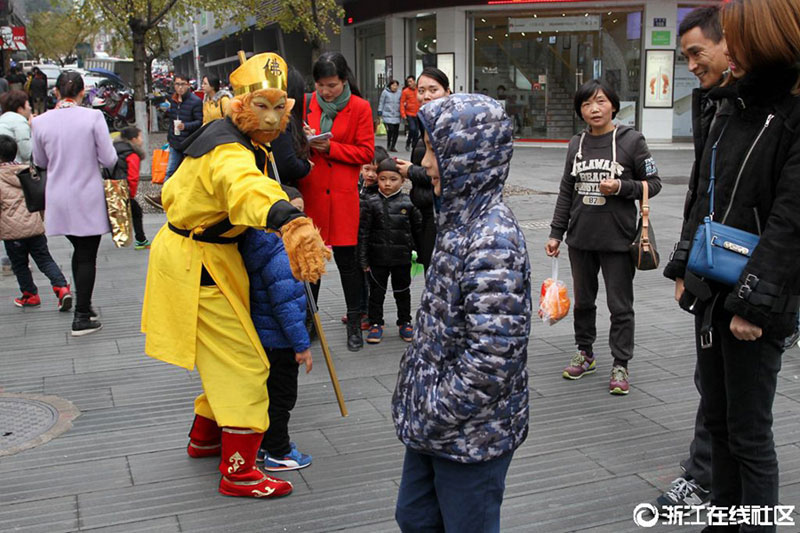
{"left": 187, "top": 415, "right": 222, "bottom": 458}
{"left": 218, "top": 428, "right": 293, "bottom": 498}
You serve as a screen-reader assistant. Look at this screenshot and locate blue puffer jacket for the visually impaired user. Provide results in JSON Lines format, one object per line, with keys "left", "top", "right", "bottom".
{"left": 166, "top": 90, "right": 203, "bottom": 150}
{"left": 391, "top": 94, "right": 531, "bottom": 463}
{"left": 240, "top": 229, "right": 310, "bottom": 353}
{"left": 378, "top": 87, "right": 402, "bottom": 125}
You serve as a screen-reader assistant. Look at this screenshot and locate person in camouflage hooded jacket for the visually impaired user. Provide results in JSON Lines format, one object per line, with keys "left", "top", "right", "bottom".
{"left": 392, "top": 93, "right": 531, "bottom": 533}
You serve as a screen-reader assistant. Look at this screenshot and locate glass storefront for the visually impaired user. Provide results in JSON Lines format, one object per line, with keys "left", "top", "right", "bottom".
{"left": 409, "top": 14, "right": 437, "bottom": 79}
{"left": 356, "top": 22, "right": 386, "bottom": 119}
{"left": 472, "top": 7, "right": 643, "bottom": 140}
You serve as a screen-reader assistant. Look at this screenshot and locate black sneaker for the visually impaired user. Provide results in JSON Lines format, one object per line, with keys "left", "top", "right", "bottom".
{"left": 72, "top": 311, "right": 103, "bottom": 337}
{"left": 655, "top": 476, "right": 710, "bottom": 513}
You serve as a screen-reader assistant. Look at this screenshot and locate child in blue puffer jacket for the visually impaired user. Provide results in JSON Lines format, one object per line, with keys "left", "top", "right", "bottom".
{"left": 240, "top": 214, "right": 313, "bottom": 472}
{"left": 392, "top": 93, "right": 531, "bottom": 533}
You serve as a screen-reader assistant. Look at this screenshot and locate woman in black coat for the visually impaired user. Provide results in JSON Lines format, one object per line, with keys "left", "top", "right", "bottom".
{"left": 663, "top": 0, "right": 800, "bottom": 523}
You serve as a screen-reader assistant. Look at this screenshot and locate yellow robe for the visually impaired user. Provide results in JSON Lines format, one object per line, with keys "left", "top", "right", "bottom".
{"left": 141, "top": 141, "right": 288, "bottom": 371}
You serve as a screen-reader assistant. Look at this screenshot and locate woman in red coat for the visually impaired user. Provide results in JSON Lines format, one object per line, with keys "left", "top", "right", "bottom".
{"left": 300, "top": 52, "right": 375, "bottom": 351}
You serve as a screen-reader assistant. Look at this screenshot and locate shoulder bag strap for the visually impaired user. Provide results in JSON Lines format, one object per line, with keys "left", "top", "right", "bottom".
{"left": 640, "top": 181, "right": 650, "bottom": 244}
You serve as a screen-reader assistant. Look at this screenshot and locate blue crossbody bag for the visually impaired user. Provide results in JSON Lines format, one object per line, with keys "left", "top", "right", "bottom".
{"left": 686, "top": 115, "right": 773, "bottom": 286}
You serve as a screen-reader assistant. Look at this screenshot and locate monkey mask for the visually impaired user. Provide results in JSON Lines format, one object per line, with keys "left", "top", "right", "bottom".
{"left": 228, "top": 52, "right": 294, "bottom": 146}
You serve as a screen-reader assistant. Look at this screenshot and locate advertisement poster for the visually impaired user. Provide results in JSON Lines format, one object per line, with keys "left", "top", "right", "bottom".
{"left": 0, "top": 26, "right": 26, "bottom": 51}
{"left": 672, "top": 52, "right": 699, "bottom": 138}
{"left": 644, "top": 50, "right": 674, "bottom": 108}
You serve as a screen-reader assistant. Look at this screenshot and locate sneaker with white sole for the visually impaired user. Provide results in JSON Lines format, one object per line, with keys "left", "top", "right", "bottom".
{"left": 259, "top": 443, "right": 312, "bottom": 472}
{"left": 655, "top": 476, "right": 711, "bottom": 513}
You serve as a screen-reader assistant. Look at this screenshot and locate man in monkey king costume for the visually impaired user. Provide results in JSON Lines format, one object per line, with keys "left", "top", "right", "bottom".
{"left": 141, "top": 52, "right": 329, "bottom": 498}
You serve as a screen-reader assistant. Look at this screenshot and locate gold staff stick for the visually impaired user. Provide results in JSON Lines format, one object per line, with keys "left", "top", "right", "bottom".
{"left": 269, "top": 157, "right": 348, "bottom": 418}
{"left": 236, "top": 49, "right": 347, "bottom": 416}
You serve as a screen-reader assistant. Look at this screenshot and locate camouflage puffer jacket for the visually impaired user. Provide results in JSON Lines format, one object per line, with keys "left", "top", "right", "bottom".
{"left": 391, "top": 94, "right": 531, "bottom": 463}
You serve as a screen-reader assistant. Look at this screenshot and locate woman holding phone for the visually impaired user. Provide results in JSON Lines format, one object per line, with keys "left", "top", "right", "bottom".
{"left": 298, "top": 52, "right": 375, "bottom": 352}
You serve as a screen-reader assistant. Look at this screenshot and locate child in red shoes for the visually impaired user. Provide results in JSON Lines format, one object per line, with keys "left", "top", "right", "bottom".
{"left": 0, "top": 135, "right": 72, "bottom": 311}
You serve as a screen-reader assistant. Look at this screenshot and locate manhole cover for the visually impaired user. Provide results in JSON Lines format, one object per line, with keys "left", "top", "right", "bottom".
{"left": 0, "top": 398, "right": 59, "bottom": 450}
{"left": 0, "top": 394, "right": 80, "bottom": 456}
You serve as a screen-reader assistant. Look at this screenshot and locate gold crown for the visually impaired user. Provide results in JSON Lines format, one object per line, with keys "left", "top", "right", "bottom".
{"left": 230, "top": 52, "right": 287, "bottom": 96}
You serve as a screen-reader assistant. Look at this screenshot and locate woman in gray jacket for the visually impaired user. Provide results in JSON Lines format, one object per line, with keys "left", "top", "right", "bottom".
{"left": 378, "top": 79, "right": 402, "bottom": 151}
{"left": 0, "top": 90, "right": 32, "bottom": 163}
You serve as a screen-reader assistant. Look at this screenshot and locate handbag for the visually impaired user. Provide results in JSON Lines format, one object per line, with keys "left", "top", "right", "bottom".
{"left": 151, "top": 144, "right": 169, "bottom": 184}
{"left": 687, "top": 119, "right": 765, "bottom": 286}
{"left": 629, "top": 181, "right": 659, "bottom": 270}
{"left": 15, "top": 166, "right": 47, "bottom": 213}
{"left": 102, "top": 167, "right": 134, "bottom": 248}
{"left": 375, "top": 119, "right": 386, "bottom": 136}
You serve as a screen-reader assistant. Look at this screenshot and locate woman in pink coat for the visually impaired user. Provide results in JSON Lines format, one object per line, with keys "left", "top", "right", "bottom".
{"left": 32, "top": 71, "right": 118, "bottom": 337}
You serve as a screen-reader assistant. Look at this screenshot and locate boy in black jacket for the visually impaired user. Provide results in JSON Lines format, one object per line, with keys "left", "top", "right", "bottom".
{"left": 359, "top": 158, "right": 423, "bottom": 344}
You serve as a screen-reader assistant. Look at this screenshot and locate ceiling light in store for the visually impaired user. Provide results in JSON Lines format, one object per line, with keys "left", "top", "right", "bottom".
{"left": 538, "top": 31, "right": 542, "bottom": 35}
{"left": 613, "top": 19, "right": 618, "bottom": 23}
{"left": 584, "top": 13, "right": 588, "bottom": 17}
{"left": 533, "top": 14, "right": 537, "bottom": 18}
{"left": 488, "top": 35, "right": 493, "bottom": 39}
{"left": 521, "top": 32, "right": 526, "bottom": 36}
{"left": 416, "top": 12, "right": 432, "bottom": 18}
{"left": 481, "top": 18, "right": 486, "bottom": 22}
{"left": 504, "top": 33, "right": 508, "bottom": 37}
{"left": 432, "top": 39, "right": 437, "bottom": 43}
{"left": 475, "top": 37, "right": 478, "bottom": 41}
{"left": 608, "top": 11, "right": 612, "bottom": 15}
{"left": 561, "top": 13, "right": 566, "bottom": 17}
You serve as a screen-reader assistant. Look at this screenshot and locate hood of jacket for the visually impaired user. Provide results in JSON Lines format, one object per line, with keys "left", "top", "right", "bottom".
{"left": 114, "top": 138, "right": 145, "bottom": 160}
{"left": 0, "top": 163, "right": 44, "bottom": 240}
{"left": 417, "top": 93, "right": 513, "bottom": 230}
{"left": 205, "top": 89, "right": 233, "bottom": 104}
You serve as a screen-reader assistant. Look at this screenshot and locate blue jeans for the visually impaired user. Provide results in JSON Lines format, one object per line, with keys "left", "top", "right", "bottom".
{"left": 406, "top": 117, "right": 420, "bottom": 148}
{"left": 396, "top": 448, "right": 514, "bottom": 533}
{"left": 164, "top": 146, "right": 184, "bottom": 182}
{"left": 4, "top": 235, "right": 67, "bottom": 294}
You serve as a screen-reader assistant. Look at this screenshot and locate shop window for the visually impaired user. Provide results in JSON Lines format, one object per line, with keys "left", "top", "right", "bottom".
{"left": 472, "top": 8, "right": 642, "bottom": 139}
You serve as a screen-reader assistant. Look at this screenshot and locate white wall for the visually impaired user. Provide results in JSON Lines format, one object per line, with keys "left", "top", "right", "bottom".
{"left": 385, "top": 16, "right": 406, "bottom": 83}
{"left": 436, "top": 8, "right": 469, "bottom": 93}
{"left": 641, "top": 0, "right": 678, "bottom": 142}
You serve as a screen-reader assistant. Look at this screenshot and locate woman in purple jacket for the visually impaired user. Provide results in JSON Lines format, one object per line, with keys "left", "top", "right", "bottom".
{"left": 32, "top": 71, "right": 118, "bottom": 337}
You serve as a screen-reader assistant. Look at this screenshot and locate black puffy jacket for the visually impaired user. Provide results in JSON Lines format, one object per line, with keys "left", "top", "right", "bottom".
{"left": 663, "top": 69, "right": 800, "bottom": 337}
{"left": 358, "top": 190, "right": 423, "bottom": 268}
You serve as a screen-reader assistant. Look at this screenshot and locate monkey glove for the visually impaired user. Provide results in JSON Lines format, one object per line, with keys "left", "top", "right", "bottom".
{"left": 281, "top": 217, "right": 331, "bottom": 283}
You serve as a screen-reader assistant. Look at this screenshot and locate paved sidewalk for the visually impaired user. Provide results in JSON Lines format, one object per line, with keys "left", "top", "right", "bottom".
{"left": 1, "top": 148, "right": 798, "bottom": 532}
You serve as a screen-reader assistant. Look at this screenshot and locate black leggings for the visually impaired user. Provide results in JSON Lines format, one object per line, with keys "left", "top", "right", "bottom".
{"left": 131, "top": 198, "right": 146, "bottom": 242}
{"left": 65, "top": 235, "right": 101, "bottom": 314}
{"left": 310, "top": 245, "right": 363, "bottom": 316}
{"left": 386, "top": 123, "right": 400, "bottom": 150}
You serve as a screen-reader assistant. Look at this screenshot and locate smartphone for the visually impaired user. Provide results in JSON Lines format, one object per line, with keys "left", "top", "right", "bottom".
{"left": 307, "top": 132, "right": 333, "bottom": 142}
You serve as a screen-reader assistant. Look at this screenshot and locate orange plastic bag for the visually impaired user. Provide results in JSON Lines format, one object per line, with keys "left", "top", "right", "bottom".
{"left": 150, "top": 144, "right": 169, "bottom": 184}
{"left": 538, "top": 258, "right": 571, "bottom": 325}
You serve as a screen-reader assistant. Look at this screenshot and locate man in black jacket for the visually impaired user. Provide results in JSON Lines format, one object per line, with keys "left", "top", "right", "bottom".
{"left": 655, "top": 6, "right": 729, "bottom": 515}
{"left": 145, "top": 74, "right": 202, "bottom": 209}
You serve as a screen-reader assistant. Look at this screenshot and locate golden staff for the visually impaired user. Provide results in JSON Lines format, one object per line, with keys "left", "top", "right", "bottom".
{"left": 237, "top": 48, "right": 347, "bottom": 416}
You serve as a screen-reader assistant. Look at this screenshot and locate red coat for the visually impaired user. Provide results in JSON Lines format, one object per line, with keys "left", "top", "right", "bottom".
{"left": 299, "top": 93, "right": 374, "bottom": 246}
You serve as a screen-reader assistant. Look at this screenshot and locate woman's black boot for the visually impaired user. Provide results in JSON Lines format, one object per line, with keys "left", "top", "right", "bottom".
{"left": 346, "top": 312, "right": 363, "bottom": 352}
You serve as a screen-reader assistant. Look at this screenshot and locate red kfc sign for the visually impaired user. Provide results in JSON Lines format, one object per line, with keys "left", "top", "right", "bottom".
{"left": 1, "top": 26, "right": 27, "bottom": 51}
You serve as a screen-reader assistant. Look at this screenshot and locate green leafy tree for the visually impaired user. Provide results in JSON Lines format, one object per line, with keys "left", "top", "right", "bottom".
{"left": 27, "top": 6, "right": 101, "bottom": 65}
{"left": 83, "top": 0, "right": 344, "bottom": 163}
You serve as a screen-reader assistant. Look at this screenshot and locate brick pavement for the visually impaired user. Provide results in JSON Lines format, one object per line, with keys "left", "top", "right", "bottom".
{"left": 0, "top": 147, "right": 798, "bottom": 532}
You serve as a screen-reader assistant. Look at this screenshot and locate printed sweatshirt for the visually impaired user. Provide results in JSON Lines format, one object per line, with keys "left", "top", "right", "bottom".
{"left": 549, "top": 125, "right": 661, "bottom": 252}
